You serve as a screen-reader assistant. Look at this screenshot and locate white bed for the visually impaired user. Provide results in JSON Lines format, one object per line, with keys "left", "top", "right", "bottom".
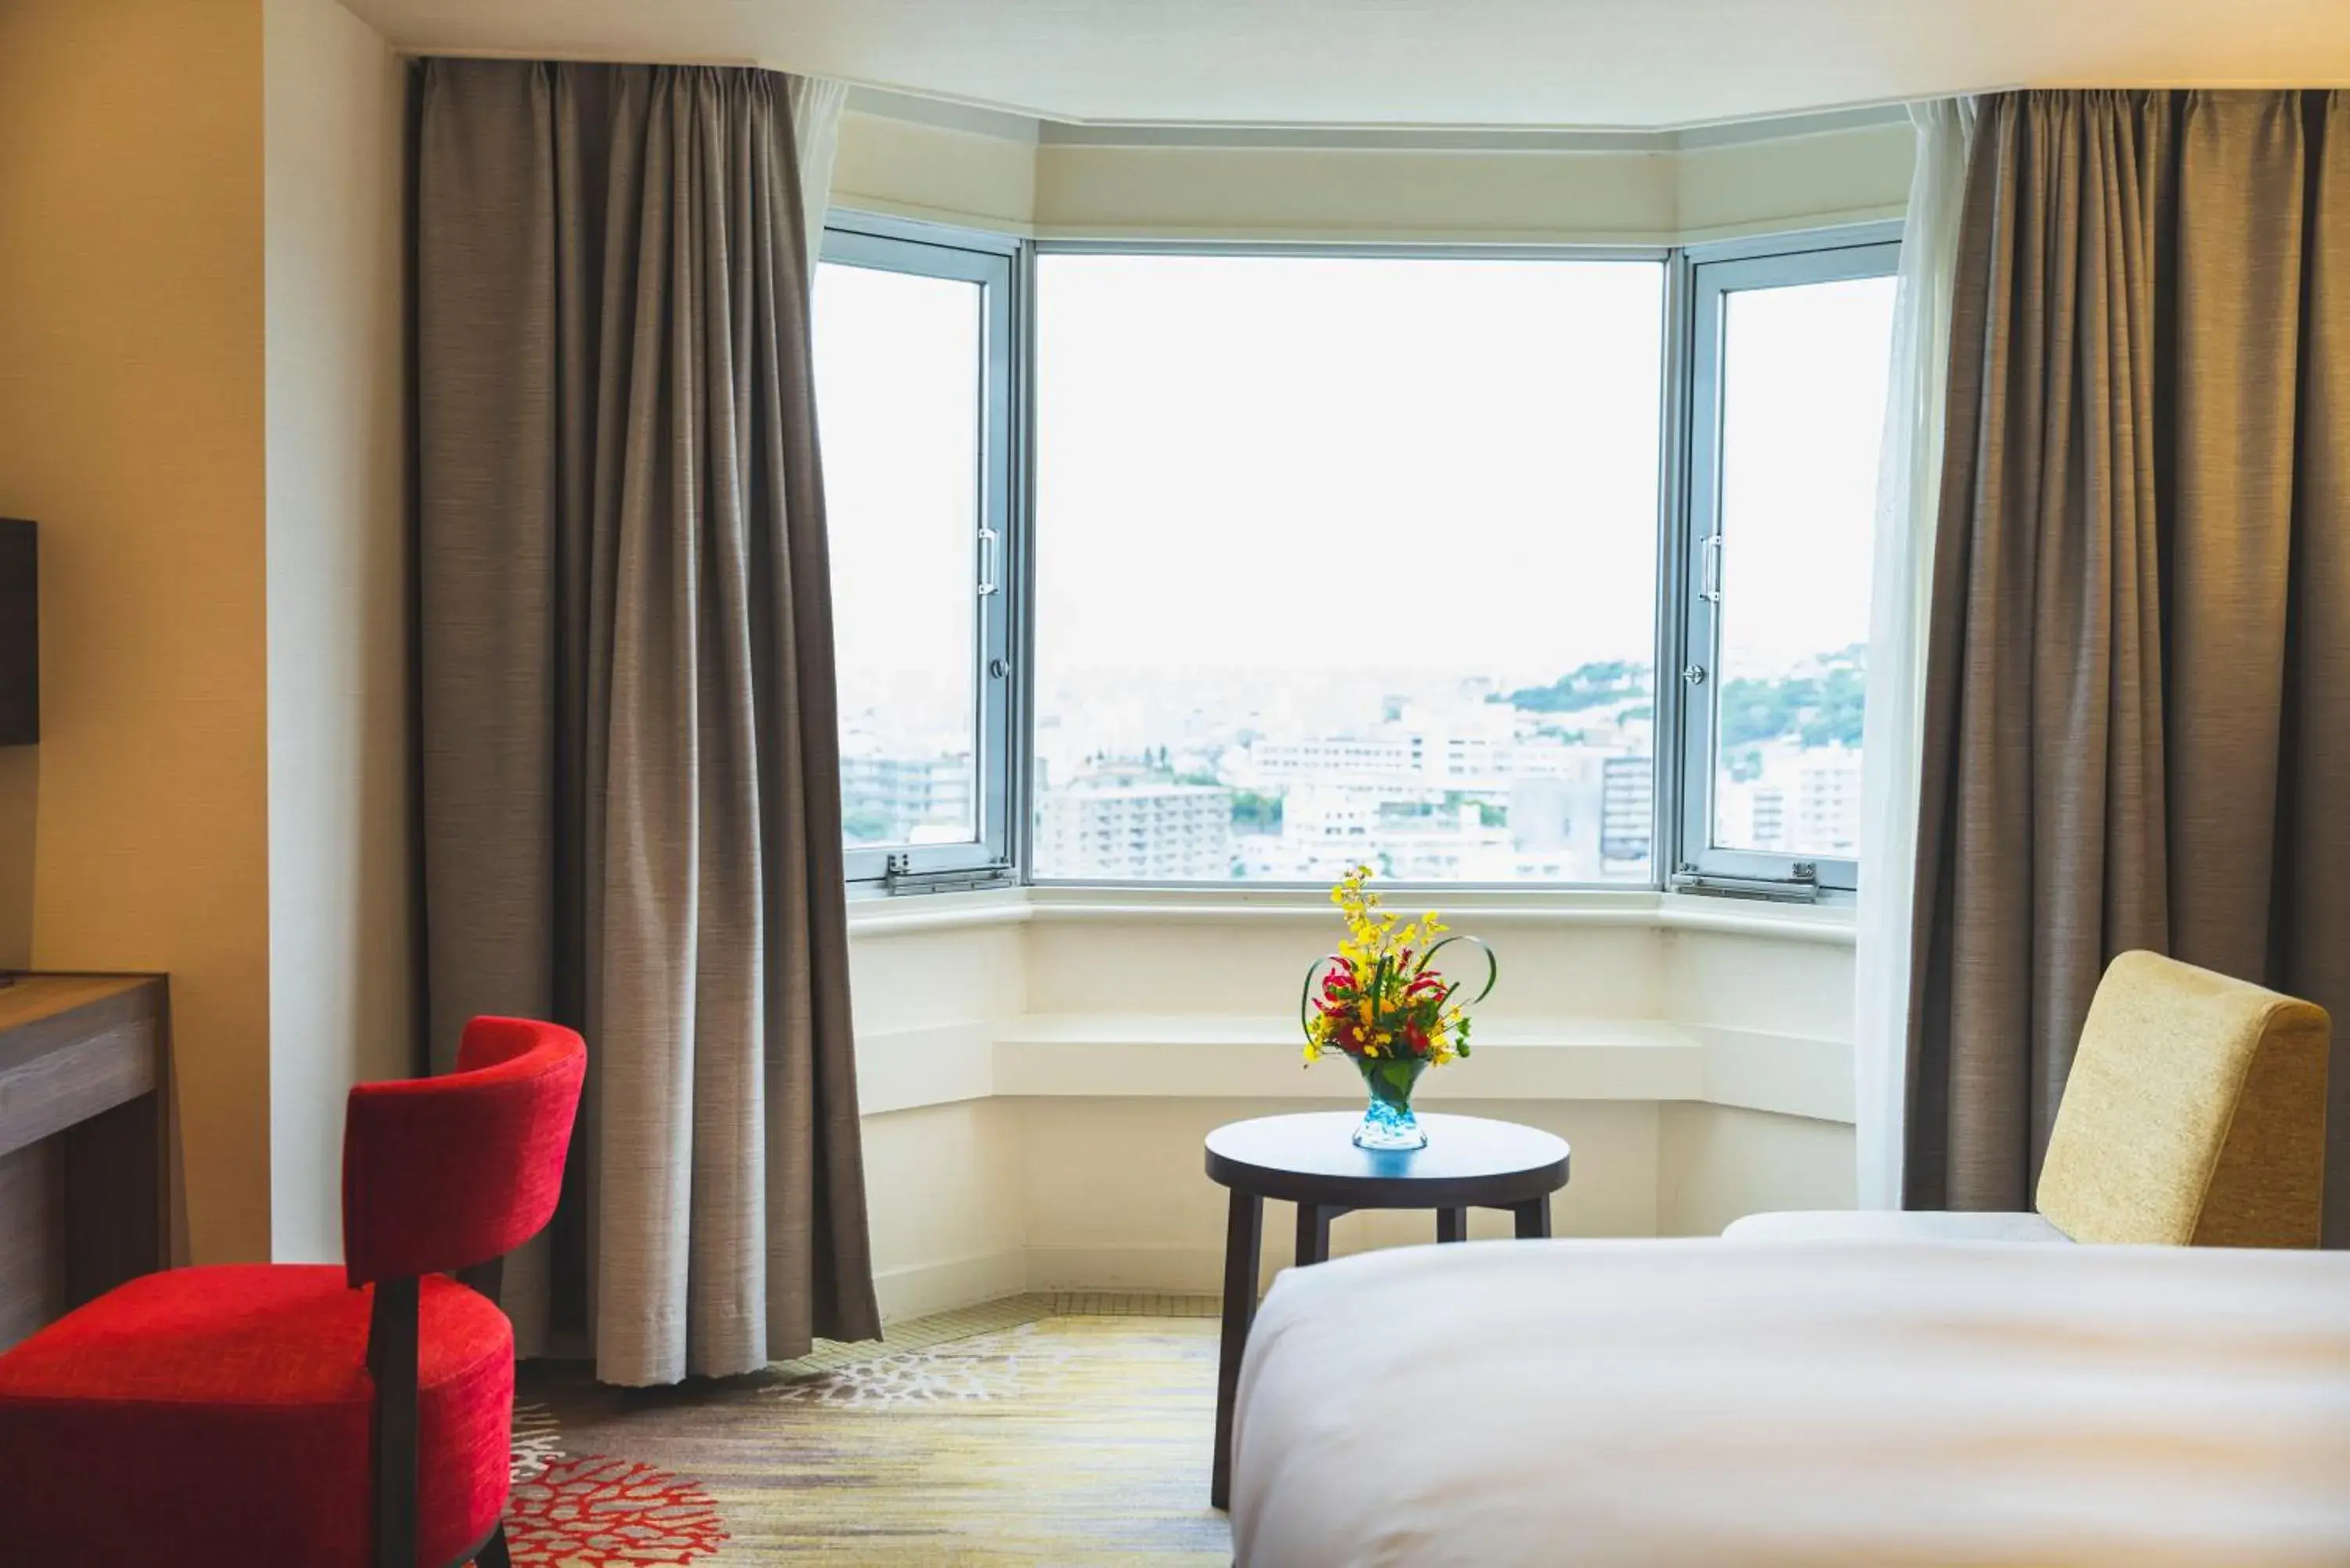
{"left": 1230, "top": 1238, "right": 2350, "bottom": 1566}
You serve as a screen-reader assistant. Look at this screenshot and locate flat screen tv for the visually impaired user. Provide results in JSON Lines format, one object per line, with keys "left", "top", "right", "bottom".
{"left": 0, "top": 518, "right": 35, "bottom": 746}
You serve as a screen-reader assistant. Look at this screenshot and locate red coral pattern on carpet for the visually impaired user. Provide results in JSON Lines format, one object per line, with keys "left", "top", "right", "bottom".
{"left": 504, "top": 1454, "right": 728, "bottom": 1563}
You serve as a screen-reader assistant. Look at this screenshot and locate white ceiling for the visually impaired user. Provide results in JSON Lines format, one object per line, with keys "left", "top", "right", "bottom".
{"left": 342, "top": 0, "right": 2350, "bottom": 132}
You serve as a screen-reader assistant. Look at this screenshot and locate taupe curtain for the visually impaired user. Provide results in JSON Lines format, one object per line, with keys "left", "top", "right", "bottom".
{"left": 1910, "top": 89, "right": 2350, "bottom": 1245}
{"left": 414, "top": 58, "right": 881, "bottom": 1383}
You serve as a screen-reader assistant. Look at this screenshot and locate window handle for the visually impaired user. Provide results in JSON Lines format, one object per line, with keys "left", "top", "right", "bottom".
{"left": 1698, "top": 533, "right": 1723, "bottom": 604}
{"left": 977, "top": 526, "right": 1000, "bottom": 598}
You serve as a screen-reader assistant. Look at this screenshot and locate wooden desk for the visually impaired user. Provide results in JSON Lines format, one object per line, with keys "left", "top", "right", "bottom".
{"left": 0, "top": 974, "right": 169, "bottom": 1349}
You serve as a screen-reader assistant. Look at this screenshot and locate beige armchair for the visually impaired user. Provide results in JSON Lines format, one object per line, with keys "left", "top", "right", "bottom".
{"left": 1727, "top": 950, "right": 2330, "bottom": 1248}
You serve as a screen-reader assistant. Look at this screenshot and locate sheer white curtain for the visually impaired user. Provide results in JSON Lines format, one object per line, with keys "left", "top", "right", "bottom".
{"left": 787, "top": 74, "right": 849, "bottom": 273}
{"left": 1855, "top": 98, "right": 1979, "bottom": 1210}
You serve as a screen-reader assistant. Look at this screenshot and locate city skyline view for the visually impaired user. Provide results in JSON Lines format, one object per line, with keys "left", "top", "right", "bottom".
{"left": 815, "top": 251, "right": 1893, "bottom": 882}
{"left": 1034, "top": 253, "right": 1666, "bottom": 882}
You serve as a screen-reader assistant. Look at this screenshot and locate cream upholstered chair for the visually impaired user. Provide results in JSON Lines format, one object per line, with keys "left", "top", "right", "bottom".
{"left": 1727, "top": 950, "right": 2331, "bottom": 1248}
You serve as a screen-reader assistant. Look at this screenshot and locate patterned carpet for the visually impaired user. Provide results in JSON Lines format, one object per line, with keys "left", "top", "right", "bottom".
{"left": 503, "top": 1294, "right": 1234, "bottom": 1565}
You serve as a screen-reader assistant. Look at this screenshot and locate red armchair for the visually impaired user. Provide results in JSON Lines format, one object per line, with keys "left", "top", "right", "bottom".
{"left": 0, "top": 1016, "right": 585, "bottom": 1568}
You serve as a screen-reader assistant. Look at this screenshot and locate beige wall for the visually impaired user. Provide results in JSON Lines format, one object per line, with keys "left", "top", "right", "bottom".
{"left": 0, "top": 0, "right": 274, "bottom": 1263}
{"left": 0, "top": 750, "right": 32, "bottom": 969}
{"left": 0, "top": 0, "right": 410, "bottom": 1266}
{"left": 263, "top": 0, "right": 411, "bottom": 1263}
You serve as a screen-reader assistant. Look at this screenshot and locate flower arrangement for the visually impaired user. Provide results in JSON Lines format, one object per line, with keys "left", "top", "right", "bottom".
{"left": 1300, "top": 866, "right": 1496, "bottom": 1149}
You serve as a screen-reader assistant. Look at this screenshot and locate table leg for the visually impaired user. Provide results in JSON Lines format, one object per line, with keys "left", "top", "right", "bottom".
{"left": 1513, "top": 1195, "right": 1552, "bottom": 1240}
{"left": 1436, "top": 1207, "right": 1468, "bottom": 1243}
{"left": 1212, "top": 1187, "right": 1264, "bottom": 1511}
{"left": 61, "top": 1089, "right": 164, "bottom": 1306}
{"left": 1295, "top": 1200, "right": 1334, "bottom": 1266}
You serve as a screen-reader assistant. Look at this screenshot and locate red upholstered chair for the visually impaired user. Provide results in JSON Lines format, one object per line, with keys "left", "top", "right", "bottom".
{"left": 0, "top": 1017, "right": 585, "bottom": 1568}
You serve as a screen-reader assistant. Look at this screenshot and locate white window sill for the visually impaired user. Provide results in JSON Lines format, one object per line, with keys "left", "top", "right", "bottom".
{"left": 848, "top": 883, "right": 1856, "bottom": 945}
{"left": 856, "top": 1011, "right": 1852, "bottom": 1125}
{"left": 842, "top": 885, "right": 1032, "bottom": 936}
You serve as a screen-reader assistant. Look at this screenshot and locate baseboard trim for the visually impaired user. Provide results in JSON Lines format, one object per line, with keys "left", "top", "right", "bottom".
{"left": 871, "top": 1246, "right": 1237, "bottom": 1319}
{"left": 1024, "top": 1245, "right": 1231, "bottom": 1296}
{"left": 873, "top": 1249, "right": 1028, "bottom": 1325}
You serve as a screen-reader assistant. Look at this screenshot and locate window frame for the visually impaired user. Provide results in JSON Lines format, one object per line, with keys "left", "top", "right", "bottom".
{"left": 1023, "top": 238, "right": 1674, "bottom": 894}
{"left": 819, "top": 213, "right": 1025, "bottom": 890}
{"left": 1664, "top": 226, "right": 1901, "bottom": 898}
{"left": 818, "top": 222, "right": 1900, "bottom": 899}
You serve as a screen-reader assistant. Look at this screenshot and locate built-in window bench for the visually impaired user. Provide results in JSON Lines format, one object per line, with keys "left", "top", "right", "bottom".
{"left": 842, "top": 891, "right": 1862, "bottom": 1323}
{"left": 859, "top": 1012, "right": 1851, "bottom": 1125}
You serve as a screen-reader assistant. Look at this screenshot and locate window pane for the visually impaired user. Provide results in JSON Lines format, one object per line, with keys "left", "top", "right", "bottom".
{"left": 1034, "top": 255, "right": 1664, "bottom": 883}
{"left": 813, "top": 260, "right": 982, "bottom": 850}
{"left": 1708, "top": 273, "right": 1895, "bottom": 861}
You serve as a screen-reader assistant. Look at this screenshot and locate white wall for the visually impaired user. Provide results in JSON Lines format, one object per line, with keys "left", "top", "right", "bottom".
{"left": 1658, "top": 1103, "right": 1854, "bottom": 1237}
{"left": 832, "top": 107, "right": 1040, "bottom": 234}
{"left": 832, "top": 101, "right": 1914, "bottom": 244}
{"left": 850, "top": 917, "right": 1030, "bottom": 1317}
{"left": 263, "top": 0, "right": 412, "bottom": 1263}
{"left": 1031, "top": 142, "right": 1678, "bottom": 244}
{"left": 848, "top": 894, "right": 1855, "bottom": 1321}
{"left": 1673, "top": 123, "right": 1917, "bottom": 240}
{"left": 1018, "top": 1097, "right": 1668, "bottom": 1298}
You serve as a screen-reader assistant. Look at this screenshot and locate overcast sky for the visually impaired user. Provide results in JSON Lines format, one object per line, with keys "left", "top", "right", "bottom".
{"left": 1036, "top": 254, "right": 1661, "bottom": 688}
{"left": 815, "top": 261, "right": 982, "bottom": 729}
{"left": 1713, "top": 273, "right": 1895, "bottom": 680}
{"left": 816, "top": 253, "right": 1893, "bottom": 710}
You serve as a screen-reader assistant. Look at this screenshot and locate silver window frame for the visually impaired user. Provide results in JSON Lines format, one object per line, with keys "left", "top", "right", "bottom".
{"left": 1023, "top": 239, "right": 1676, "bottom": 894}
{"left": 822, "top": 212, "right": 1023, "bottom": 890}
{"left": 1667, "top": 225, "right": 1900, "bottom": 898}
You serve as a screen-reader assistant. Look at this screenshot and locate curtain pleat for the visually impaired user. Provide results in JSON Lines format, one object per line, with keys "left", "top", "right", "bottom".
{"left": 1854, "top": 97, "right": 1978, "bottom": 1210}
{"left": 416, "top": 58, "right": 880, "bottom": 1384}
{"left": 1912, "top": 90, "right": 2350, "bottom": 1244}
{"left": 786, "top": 75, "right": 848, "bottom": 276}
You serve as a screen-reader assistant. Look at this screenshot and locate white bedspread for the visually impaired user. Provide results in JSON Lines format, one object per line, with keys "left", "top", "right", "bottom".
{"left": 1231, "top": 1239, "right": 2350, "bottom": 1566}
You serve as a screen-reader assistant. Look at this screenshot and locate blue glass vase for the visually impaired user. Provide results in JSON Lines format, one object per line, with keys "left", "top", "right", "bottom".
{"left": 1353, "top": 1055, "right": 1429, "bottom": 1150}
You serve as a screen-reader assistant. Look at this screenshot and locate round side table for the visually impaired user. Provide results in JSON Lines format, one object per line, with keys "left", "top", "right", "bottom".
{"left": 1202, "top": 1111, "right": 1571, "bottom": 1508}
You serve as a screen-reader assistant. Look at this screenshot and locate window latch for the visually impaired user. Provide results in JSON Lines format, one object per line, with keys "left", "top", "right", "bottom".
{"left": 1670, "top": 862, "right": 1821, "bottom": 903}
{"left": 976, "top": 526, "right": 1000, "bottom": 597}
{"left": 1699, "top": 533, "right": 1724, "bottom": 604}
{"left": 880, "top": 854, "right": 1012, "bottom": 897}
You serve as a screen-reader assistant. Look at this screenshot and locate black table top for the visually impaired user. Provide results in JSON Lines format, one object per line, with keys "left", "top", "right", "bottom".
{"left": 1204, "top": 1111, "right": 1571, "bottom": 1209}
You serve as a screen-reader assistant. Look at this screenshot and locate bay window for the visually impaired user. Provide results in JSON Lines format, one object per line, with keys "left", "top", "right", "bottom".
{"left": 812, "top": 219, "right": 1897, "bottom": 898}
